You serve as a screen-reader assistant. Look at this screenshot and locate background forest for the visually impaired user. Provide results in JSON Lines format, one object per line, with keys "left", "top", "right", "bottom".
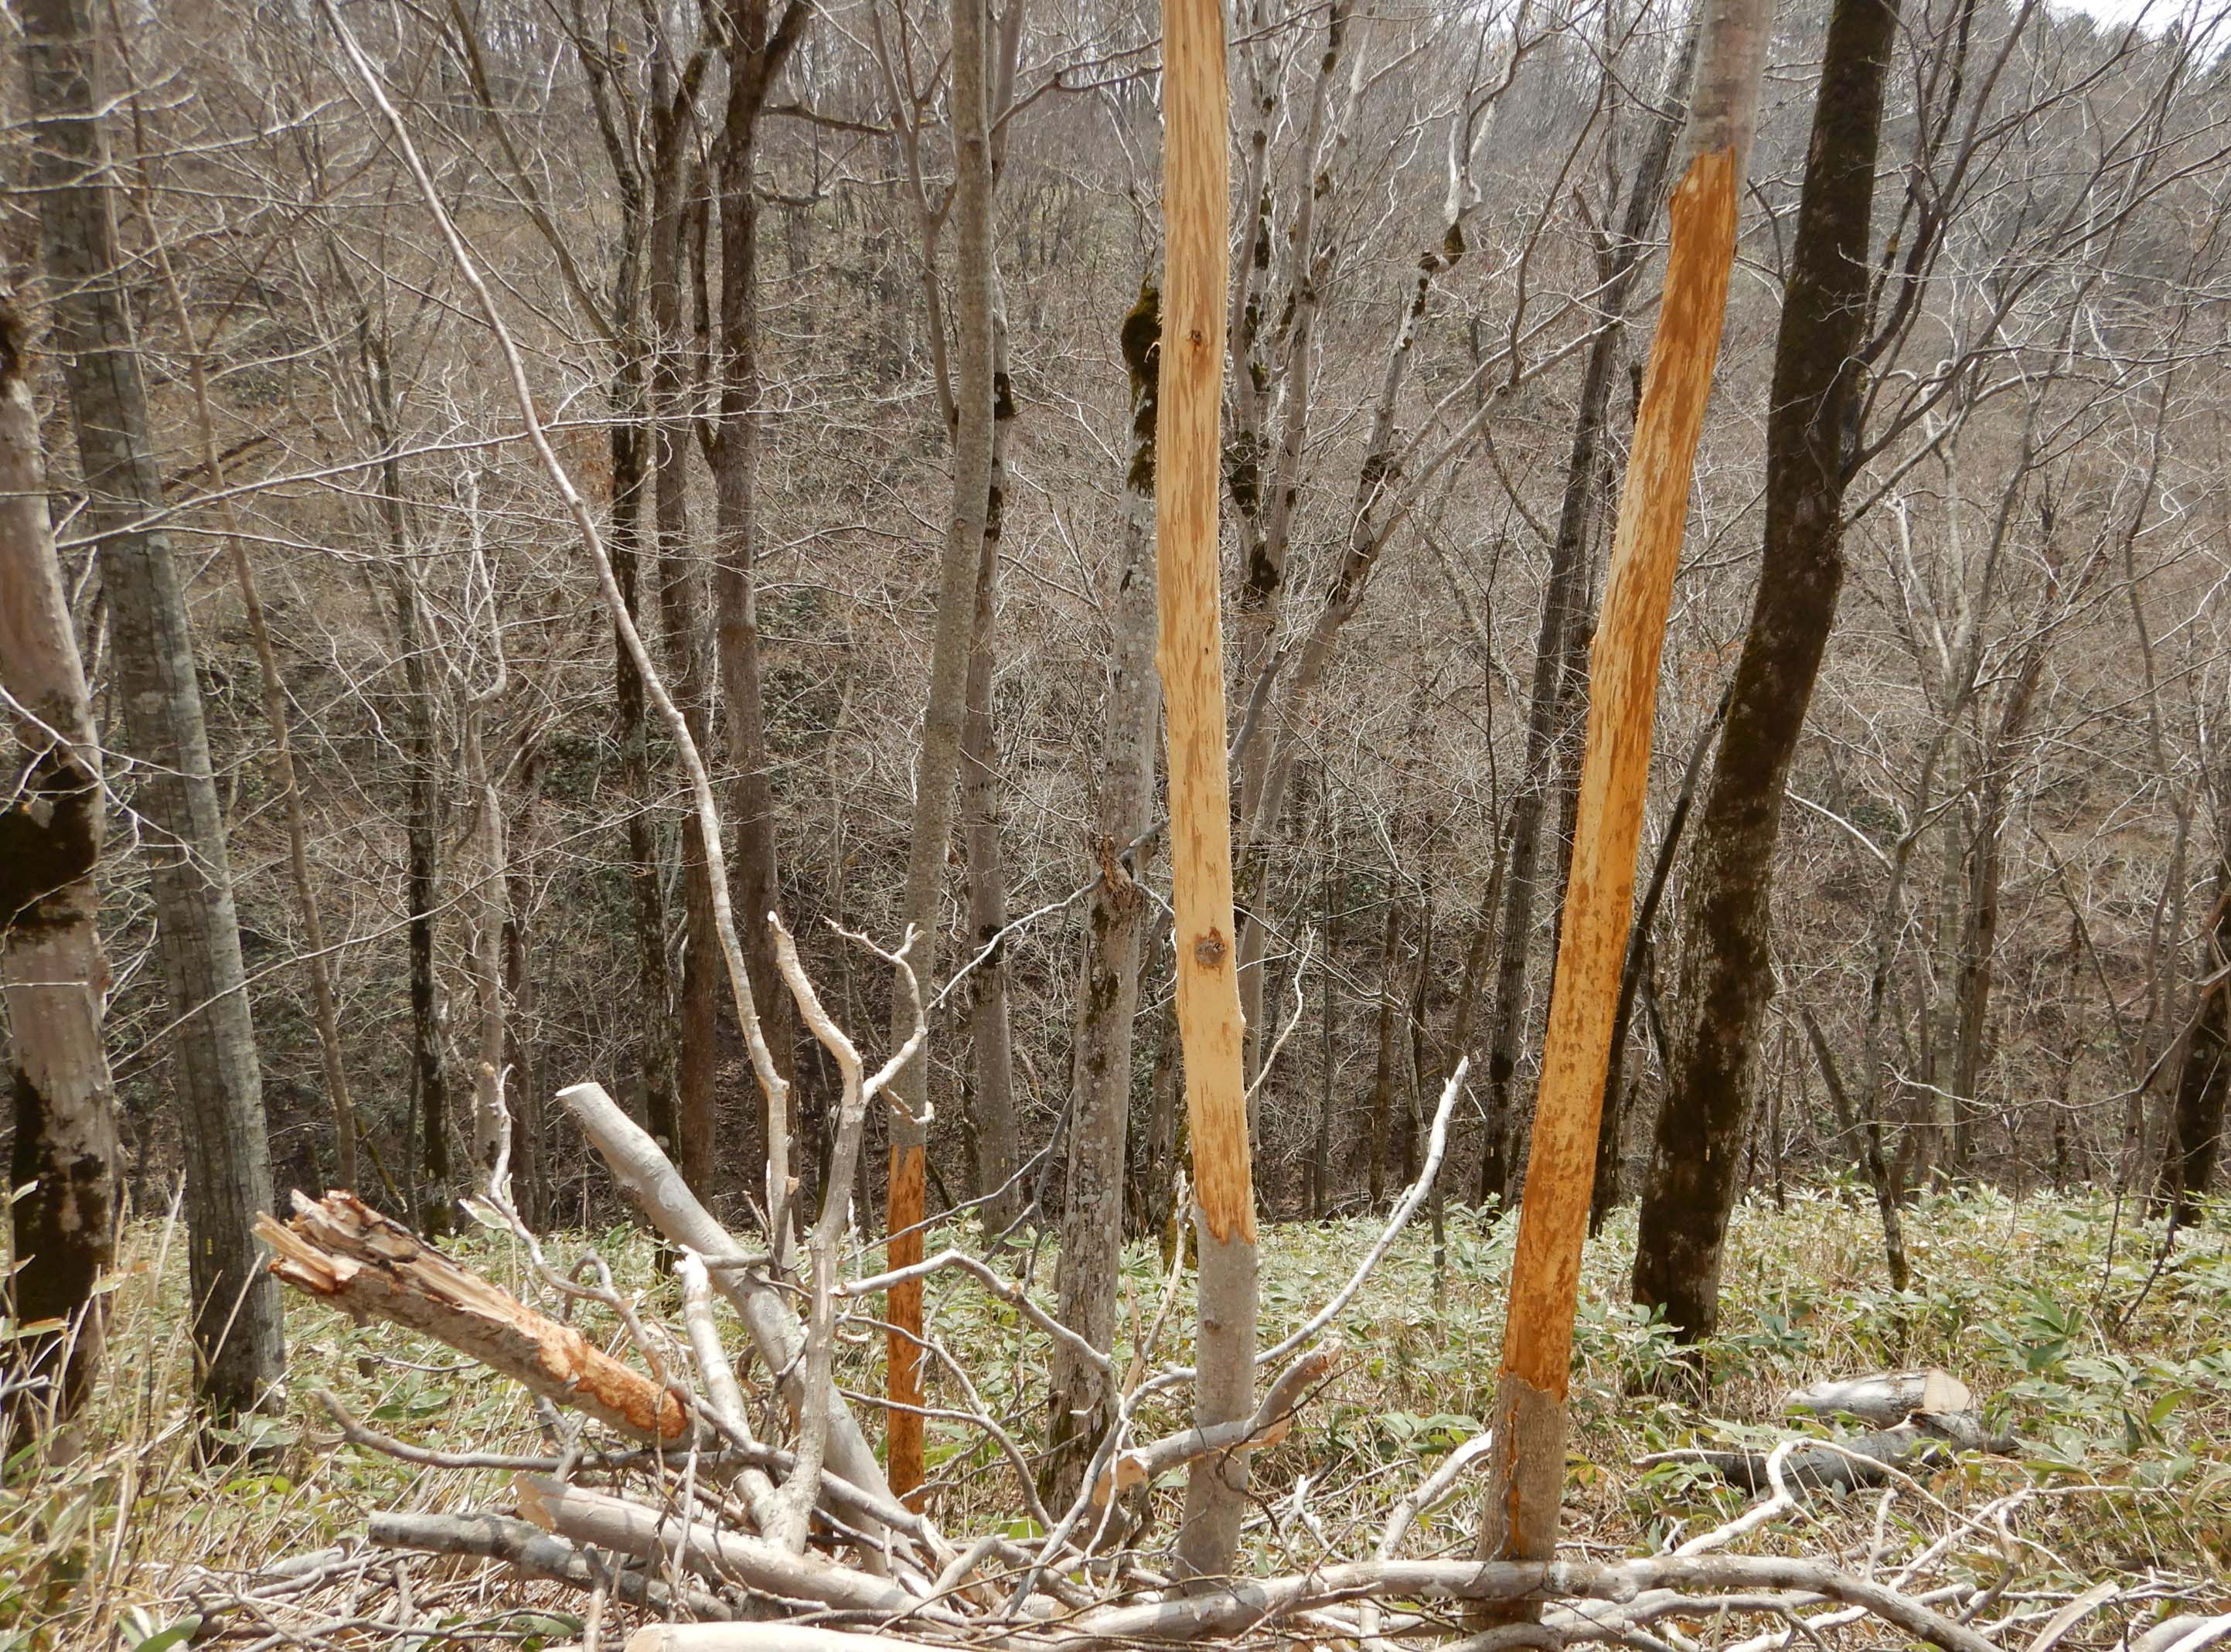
{"left": 5, "top": 0, "right": 2231, "bottom": 1639}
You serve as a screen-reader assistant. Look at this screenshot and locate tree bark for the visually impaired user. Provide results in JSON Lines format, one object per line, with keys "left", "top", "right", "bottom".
{"left": 2161, "top": 877, "right": 2231, "bottom": 1227}
{"left": 882, "top": 0, "right": 997, "bottom": 1501}
{"left": 1475, "top": 0, "right": 1767, "bottom": 1582}
{"left": 24, "top": 0, "right": 286, "bottom": 1415}
{"left": 649, "top": 45, "right": 720, "bottom": 1194}
{"left": 960, "top": 286, "right": 1020, "bottom": 1228}
{"left": 1477, "top": 36, "right": 1695, "bottom": 1213}
{"left": 1047, "top": 281, "right": 1163, "bottom": 1504}
{"left": 1368, "top": 900, "right": 1404, "bottom": 1210}
{"left": 1633, "top": 0, "right": 1901, "bottom": 1347}
{"left": 1160, "top": 0, "right": 1255, "bottom": 1580}
{"left": 713, "top": 0, "right": 812, "bottom": 1243}
{"left": 0, "top": 301, "right": 118, "bottom": 1427}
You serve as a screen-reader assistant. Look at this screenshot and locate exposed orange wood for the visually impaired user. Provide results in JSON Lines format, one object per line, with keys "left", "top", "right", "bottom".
{"left": 261, "top": 1190, "right": 686, "bottom": 1443}
{"left": 1480, "top": 145, "right": 1739, "bottom": 1568}
{"left": 884, "top": 1140, "right": 926, "bottom": 1505}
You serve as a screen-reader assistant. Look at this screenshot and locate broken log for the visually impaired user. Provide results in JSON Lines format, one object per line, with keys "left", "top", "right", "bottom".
{"left": 1785, "top": 1368, "right": 1972, "bottom": 1427}
{"left": 258, "top": 1190, "right": 686, "bottom": 1442}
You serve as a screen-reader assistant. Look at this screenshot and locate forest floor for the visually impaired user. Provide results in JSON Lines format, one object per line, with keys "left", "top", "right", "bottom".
{"left": 9, "top": 1183, "right": 2229, "bottom": 1650}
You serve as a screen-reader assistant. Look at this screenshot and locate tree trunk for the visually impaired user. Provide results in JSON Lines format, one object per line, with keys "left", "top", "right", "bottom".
{"left": 961, "top": 285, "right": 1020, "bottom": 1228}
{"left": 1801, "top": 1006, "right": 1909, "bottom": 1289}
{"left": 25, "top": 0, "right": 286, "bottom": 1416}
{"left": 1592, "top": 690, "right": 1725, "bottom": 1232}
{"left": 1369, "top": 900, "right": 1404, "bottom": 1211}
{"left": 0, "top": 301, "right": 118, "bottom": 1427}
{"left": 1477, "top": 36, "right": 1695, "bottom": 1214}
{"left": 2161, "top": 876, "right": 2231, "bottom": 1227}
{"left": 882, "top": 0, "right": 997, "bottom": 1502}
{"left": 1047, "top": 281, "right": 1163, "bottom": 1504}
{"left": 649, "top": 51, "right": 720, "bottom": 1195}
{"left": 1160, "top": 0, "right": 1255, "bottom": 1580}
{"left": 1311, "top": 836, "right": 1341, "bottom": 1219}
{"left": 713, "top": 0, "right": 809, "bottom": 1244}
{"left": 1632, "top": 0, "right": 1900, "bottom": 1348}
{"left": 1475, "top": 0, "right": 1767, "bottom": 1582}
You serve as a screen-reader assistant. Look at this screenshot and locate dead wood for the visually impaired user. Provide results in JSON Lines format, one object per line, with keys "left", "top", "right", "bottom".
{"left": 1090, "top": 1344, "right": 1340, "bottom": 1507}
{"left": 370, "top": 1510, "right": 738, "bottom": 1620}
{"left": 257, "top": 1190, "right": 687, "bottom": 1443}
{"left": 515, "top": 1474, "right": 938, "bottom": 1620}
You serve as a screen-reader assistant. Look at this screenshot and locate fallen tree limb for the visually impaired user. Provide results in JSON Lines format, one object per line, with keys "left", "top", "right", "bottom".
{"left": 1068, "top": 1554, "right": 2001, "bottom": 1652}
{"left": 370, "top": 1510, "right": 738, "bottom": 1621}
{"left": 555, "top": 1081, "right": 893, "bottom": 1504}
{"left": 258, "top": 1191, "right": 686, "bottom": 1442}
{"left": 1090, "top": 1344, "right": 1340, "bottom": 1507}
{"left": 1642, "top": 1412, "right": 2013, "bottom": 1494}
{"left": 516, "top": 1474, "right": 938, "bottom": 1620}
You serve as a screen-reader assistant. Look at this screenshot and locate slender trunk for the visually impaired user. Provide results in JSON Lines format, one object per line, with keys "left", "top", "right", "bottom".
{"left": 1475, "top": 0, "right": 1768, "bottom": 1581}
{"left": 502, "top": 777, "right": 543, "bottom": 1231}
{"left": 649, "top": 60, "right": 720, "bottom": 1194}
{"left": 1631, "top": 0, "right": 1900, "bottom": 1347}
{"left": 1160, "top": 0, "right": 1255, "bottom": 1579}
{"left": 463, "top": 707, "right": 510, "bottom": 1193}
{"left": 1311, "top": 840, "right": 1340, "bottom": 1219}
{"left": 1047, "top": 283, "right": 1163, "bottom": 1504}
{"left": 1404, "top": 884, "right": 1435, "bottom": 1189}
{"left": 1477, "top": 38, "right": 1695, "bottom": 1213}
{"left": 883, "top": 0, "right": 997, "bottom": 1502}
{"left": 961, "top": 282, "right": 1020, "bottom": 1227}
{"left": 142, "top": 193, "right": 359, "bottom": 1195}
{"left": 1592, "top": 691, "right": 1725, "bottom": 1232}
{"left": 0, "top": 301, "right": 118, "bottom": 1427}
{"left": 395, "top": 562, "right": 448, "bottom": 1228}
{"left": 1368, "top": 901, "right": 1403, "bottom": 1211}
{"left": 2161, "top": 877, "right": 2231, "bottom": 1227}
{"left": 25, "top": 0, "right": 287, "bottom": 1415}
{"left": 714, "top": 9, "right": 805, "bottom": 1242}
{"left": 1801, "top": 1006, "right": 1909, "bottom": 1288}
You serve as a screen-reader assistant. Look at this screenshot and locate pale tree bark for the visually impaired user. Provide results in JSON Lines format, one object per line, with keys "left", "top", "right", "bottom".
{"left": 713, "top": 0, "right": 812, "bottom": 1248}
{"left": 1477, "top": 32, "right": 1695, "bottom": 1211}
{"left": 1633, "top": 0, "right": 1902, "bottom": 1348}
{"left": 882, "top": 0, "right": 997, "bottom": 1501}
{"left": 959, "top": 281, "right": 1020, "bottom": 1228}
{"left": 24, "top": 0, "right": 286, "bottom": 1415}
{"left": 1473, "top": 0, "right": 1768, "bottom": 1582}
{"left": 1160, "top": 0, "right": 1257, "bottom": 1582}
{"left": 0, "top": 301, "right": 118, "bottom": 1428}
{"left": 1044, "top": 282, "right": 1162, "bottom": 1504}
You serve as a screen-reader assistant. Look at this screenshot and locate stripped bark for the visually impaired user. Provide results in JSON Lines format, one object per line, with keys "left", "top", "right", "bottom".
{"left": 1158, "top": 0, "right": 1258, "bottom": 1581}
{"left": 1476, "top": 0, "right": 1769, "bottom": 1582}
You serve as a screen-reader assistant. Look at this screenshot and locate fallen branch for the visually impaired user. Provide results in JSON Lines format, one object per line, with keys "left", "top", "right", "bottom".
{"left": 258, "top": 1191, "right": 686, "bottom": 1443}
{"left": 370, "top": 1511, "right": 738, "bottom": 1621}
{"left": 516, "top": 1474, "right": 940, "bottom": 1620}
{"left": 1090, "top": 1344, "right": 1341, "bottom": 1507}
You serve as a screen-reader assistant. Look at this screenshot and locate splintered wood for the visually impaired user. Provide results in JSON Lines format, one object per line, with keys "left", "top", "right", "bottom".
{"left": 257, "top": 1190, "right": 686, "bottom": 1443}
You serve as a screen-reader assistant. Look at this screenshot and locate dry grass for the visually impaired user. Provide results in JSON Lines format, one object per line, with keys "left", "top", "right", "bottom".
{"left": 9, "top": 1183, "right": 2229, "bottom": 1650}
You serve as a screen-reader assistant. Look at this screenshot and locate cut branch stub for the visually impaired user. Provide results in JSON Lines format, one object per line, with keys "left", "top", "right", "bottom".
{"left": 258, "top": 1190, "right": 686, "bottom": 1443}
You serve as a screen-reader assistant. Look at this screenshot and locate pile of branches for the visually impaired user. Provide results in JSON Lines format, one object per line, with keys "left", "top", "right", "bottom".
{"left": 244, "top": 938, "right": 2151, "bottom": 1652}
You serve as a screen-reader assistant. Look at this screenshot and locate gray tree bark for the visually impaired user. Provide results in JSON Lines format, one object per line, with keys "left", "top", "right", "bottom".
{"left": 23, "top": 0, "right": 284, "bottom": 1414}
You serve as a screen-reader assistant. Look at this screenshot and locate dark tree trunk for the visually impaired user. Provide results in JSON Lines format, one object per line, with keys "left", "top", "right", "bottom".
{"left": 1632, "top": 0, "right": 1902, "bottom": 1342}
{"left": 1368, "top": 899, "right": 1403, "bottom": 1209}
{"left": 2161, "top": 878, "right": 2231, "bottom": 1227}
{"left": 25, "top": 0, "right": 285, "bottom": 1414}
{"left": 714, "top": 0, "right": 810, "bottom": 1227}
{"left": 1476, "top": 43, "right": 1694, "bottom": 1213}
